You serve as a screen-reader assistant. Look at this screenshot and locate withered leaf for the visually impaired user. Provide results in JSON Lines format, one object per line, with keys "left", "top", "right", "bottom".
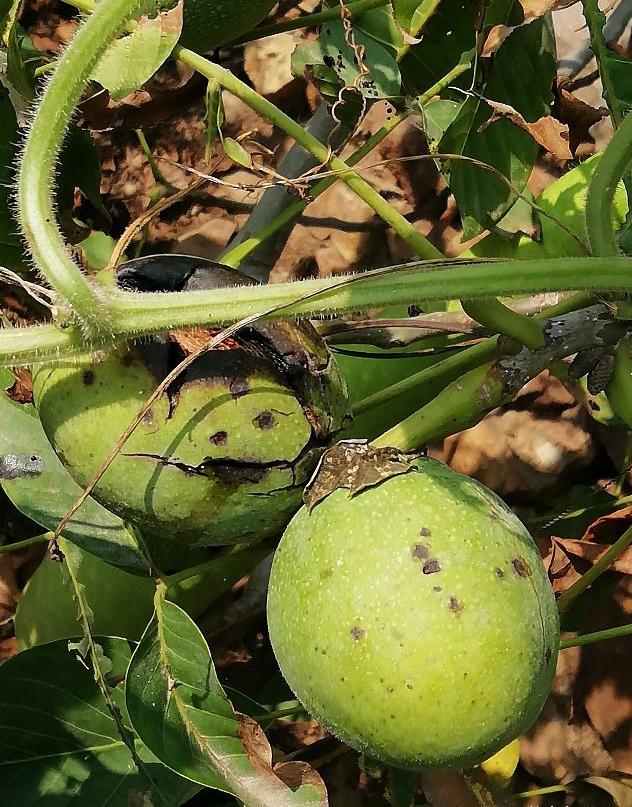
{"left": 554, "top": 79, "right": 609, "bottom": 156}
{"left": 303, "top": 442, "right": 415, "bottom": 511}
{"left": 586, "top": 776, "right": 632, "bottom": 807}
{"left": 478, "top": 101, "right": 572, "bottom": 159}
{"left": 552, "top": 537, "right": 632, "bottom": 576}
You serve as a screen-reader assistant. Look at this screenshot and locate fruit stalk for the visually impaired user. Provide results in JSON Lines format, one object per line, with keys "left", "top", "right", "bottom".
{"left": 372, "top": 306, "right": 627, "bottom": 452}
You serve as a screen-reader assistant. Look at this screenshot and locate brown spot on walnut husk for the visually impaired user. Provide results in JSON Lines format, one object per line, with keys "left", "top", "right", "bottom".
{"left": 210, "top": 430, "right": 228, "bottom": 446}
{"left": 545, "top": 647, "right": 552, "bottom": 663}
{"left": 230, "top": 378, "right": 250, "bottom": 398}
{"left": 419, "top": 527, "right": 432, "bottom": 537}
{"left": 433, "top": 585, "right": 442, "bottom": 592}
{"left": 406, "top": 683, "right": 413, "bottom": 690}
{"left": 82, "top": 370, "right": 95, "bottom": 386}
{"left": 449, "top": 596, "right": 463, "bottom": 615}
{"left": 411, "top": 543, "right": 430, "bottom": 561}
{"left": 512, "top": 557, "right": 531, "bottom": 578}
{"left": 350, "top": 626, "right": 365, "bottom": 641}
{"left": 253, "top": 411, "right": 275, "bottom": 430}
{"left": 495, "top": 567, "right": 505, "bottom": 579}
{"left": 422, "top": 559, "right": 441, "bottom": 575}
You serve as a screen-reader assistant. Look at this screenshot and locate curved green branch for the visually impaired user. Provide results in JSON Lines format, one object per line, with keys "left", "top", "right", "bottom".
{"left": 17, "top": 0, "right": 152, "bottom": 329}
{"left": 586, "top": 110, "right": 632, "bottom": 256}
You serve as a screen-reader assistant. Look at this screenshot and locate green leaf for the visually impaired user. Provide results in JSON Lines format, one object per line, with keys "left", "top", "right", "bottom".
{"left": 0, "top": 86, "right": 24, "bottom": 268}
{"left": 392, "top": 0, "right": 441, "bottom": 37}
{"left": 204, "top": 78, "right": 224, "bottom": 159}
{"left": 126, "top": 595, "right": 327, "bottom": 805}
{"left": 78, "top": 229, "right": 119, "bottom": 270}
{"left": 0, "top": 369, "right": 150, "bottom": 572}
{"left": 419, "top": 98, "right": 462, "bottom": 147}
{"left": 605, "top": 53, "right": 632, "bottom": 111}
{"left": 441, "top": 15, "right": 557, "bottom": 237}
{"left": 300, "top": 20, "right": 401, "bottom": 100}
{"left": 92, "top": 5, "right": 183, "bottom": 101}
{"left": 0, "top": 0, "right": 19, "bottom": 43}
{"left": 464, "top": 153, "right": 628, "bottom": 259}
{"left": 223, "top": 136, "right": 252, "bottom": 168}
{"left": 58, "top": 127, "right": 110, "bottom": 219}
{"left": 0, "top": 637, "right": 197, "bottom": 805}
{"left": 399, "top": 0, "right": 477, "bottom": 95}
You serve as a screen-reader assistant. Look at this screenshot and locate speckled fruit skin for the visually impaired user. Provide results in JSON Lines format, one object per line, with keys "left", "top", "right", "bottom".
{"left": 161, "top": 0, "right": 276, "bottom": 52}
{"left": 267, "top": 457, "right": 559, "bottom": 771}
{"left": 33, "top": 329, "right": 348, "bottom": 569}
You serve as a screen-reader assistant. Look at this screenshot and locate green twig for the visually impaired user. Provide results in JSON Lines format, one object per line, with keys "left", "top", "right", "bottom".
{"left": 222, "top": 55, "right": 472, "bottom": 269}
{"left": 581, "top": 0, "right": 624, "bottom": 127}
{"left": 0, "top": 533, "right": 53, "bottom": 555}
{"left": 461, "top": 298, "right": 545, "bottom": 350}
{"left": 232, "top": 0, "right": 390, "bottom": 45}
{"left": 174, "top": 46, "right": 442, "bottom": 261}
{"left": 560, "top": 622, "right": 632, "bottom": 649}
{"left": 352, "top": 339, "right": 497, "bottom": 416}
{"left": 513, "top": 785, "right": 572, "bottom": 800}
{"left": 557, "top": 523, "right": 632, "bottom": 614}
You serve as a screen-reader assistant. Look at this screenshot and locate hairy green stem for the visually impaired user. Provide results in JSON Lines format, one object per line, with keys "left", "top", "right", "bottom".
{"left": 17, "top": 0, "right": 152, "bottom": 329}
{"left": 175, "top": 46, "right": 442, "bottom": 260}
{"left": 461, "top": 298, "right": 545, "bottom": 349}
{"left": 232, "top": 0, "right": 390, "bottom": 45}
{"left": 3, "top": 257, "right": 632, "bottom": 366}
{"left": 586, "top": 110, "right": 632, "bottom": 256}
{"left": 560, "top": 622, "right": 632, "bottom": 649}
{"left": 557, "top": 523, "right": 632, "bottom": 614}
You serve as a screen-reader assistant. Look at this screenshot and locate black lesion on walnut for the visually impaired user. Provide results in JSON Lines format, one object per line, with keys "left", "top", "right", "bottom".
{"left": 495, "top": 567, "right": 505, "bottom": 580}
{"left": 82, "top": 369, "right": 95, "bottom": 386}
{"left": 210, "top": 430, "right": 228, "bottom": 446}
{"left": 422, "top": 559, "right": 441, "bottom": 575}
{"left": 253, "top": 411, "right": 275, "bottom": 430}
{"left": 512, "top": 557, "right": 531, "bottom": 578}
{"left": 448, "top": 596, "right": 463, "bottom": 615}
{"left": 350, "top": 626, "right": 365, "bottom": 641}
{"left": 411, "top": 543, "right": 430, "bottom": 561}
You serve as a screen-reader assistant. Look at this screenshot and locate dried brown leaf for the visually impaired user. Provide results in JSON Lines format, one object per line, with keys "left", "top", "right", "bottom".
{"left": 586, "top": 776, "right": 632, "bottom": 807}
{"left": 478, "top": 101, "right": 572, "bottom": 159}
{"left": 554, "top": 80, "right": 609, "bottom": 156}
{"left": 238, "top": 715, "right": 328, "bottom": 804}
{"left": 520, "top": 0, "right": 576, "bottom": 21}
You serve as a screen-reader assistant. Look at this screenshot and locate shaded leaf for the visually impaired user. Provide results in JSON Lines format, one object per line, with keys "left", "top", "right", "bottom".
{"left": 0, "top": 369, "right": 149, "bottom": 572}
{"left": 126, "top": 595, "right": 327, "bottom": 805}
{"left": 58, "top": 126, "right": 110, "bottom": 219}
{"left": 441, "top": 16, "right": 557, "bottom": 237}
{"left": 399, "top": 0, "right": 477, "bottom": 95}
{"left": 92, "top": 5, "right": 183, "bottom": 101}
{"left": 479, "top": 100, "right": 572, "bottom": 160}
{"left": 0, "top": 86, "right": 24, "bottom": 268}
{"left": 0, "top": 637, "right": 197, "bottom": 805}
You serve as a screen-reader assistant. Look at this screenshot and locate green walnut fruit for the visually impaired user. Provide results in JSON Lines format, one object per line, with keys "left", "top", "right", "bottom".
{"left": 33, "top": 257, "right": 349, "bottom": 568}
{"left": 268, "top": 447, "right": 559, "bottom": 771}
{"left": 161, "top": 0, "right": 276, "bottom": 53}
